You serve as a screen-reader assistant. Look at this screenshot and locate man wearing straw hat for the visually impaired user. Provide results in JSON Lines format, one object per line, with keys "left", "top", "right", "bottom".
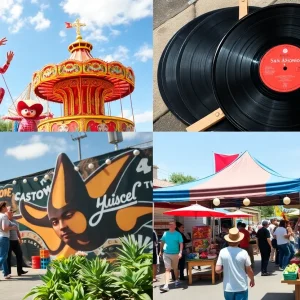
{"left": 216, "top": 227, "right": 255, "bottom": 300}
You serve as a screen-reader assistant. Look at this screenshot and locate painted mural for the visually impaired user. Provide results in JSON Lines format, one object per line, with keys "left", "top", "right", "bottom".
{"left": 0, "top": 147, "right": 153, "bottom": 265}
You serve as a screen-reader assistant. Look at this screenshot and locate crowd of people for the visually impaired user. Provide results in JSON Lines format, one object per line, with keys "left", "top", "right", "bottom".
{"left": 0, "top": 201, "right": 28, "bottom": 279}
{"left": 153, "top": 217, "right": 299, "bottom": 299}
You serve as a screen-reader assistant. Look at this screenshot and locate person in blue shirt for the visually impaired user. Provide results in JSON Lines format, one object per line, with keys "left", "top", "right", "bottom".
{"left": 171, "top": 222, "right": 191, "bottom": 281}
{"left": 159, "top": 221, "right": 183, "bottom": 292}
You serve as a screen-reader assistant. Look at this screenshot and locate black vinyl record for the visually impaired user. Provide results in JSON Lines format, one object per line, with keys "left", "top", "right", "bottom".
{"left": 177, "top": 7, "right": 257, "bottom": 132}
{"left": 213, "top": 4, "right": 300, "bottom": 131}
{"left": 157, "top": 11, "right": 216, "bottom": 126}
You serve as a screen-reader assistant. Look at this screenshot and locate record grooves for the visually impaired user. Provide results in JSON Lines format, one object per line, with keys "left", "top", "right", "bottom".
{"left": 157, "top": 14, "right": 212, "bottom": 126}
{"left": 212, "top": 4, "right": 300, "bottom": 131}
{"left": 158, "top": 7, "right": 257, "bottom": 131}
{"left": 177, "top": 7, "right": 256, "bottom": 126}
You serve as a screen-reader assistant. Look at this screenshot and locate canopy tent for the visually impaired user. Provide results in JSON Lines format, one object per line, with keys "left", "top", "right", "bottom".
{"left": 221, "top": 210, "right": 252, "bottom": 218}
{"left": 163, "top": 204, "right": 227, "bottom": 218}
{"left": 154, "top": 152, "right": 300, "bottom": 208}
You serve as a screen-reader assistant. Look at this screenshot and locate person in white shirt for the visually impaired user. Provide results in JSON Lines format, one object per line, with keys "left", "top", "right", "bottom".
{"left": 268, "top": 218, "right": 277, "bottom": 262}
{"left": 0, "top": 201, "right": 17, "bottom": 279}
{"left": 216, "top": 227, "right": 255, "bottom": 300}
{"left": 273, "top": 220, "right": 291, "bottom": 270}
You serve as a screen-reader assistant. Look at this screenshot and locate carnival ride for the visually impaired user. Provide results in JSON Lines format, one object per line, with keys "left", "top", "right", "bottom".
{"left": 3, "top": 19, "right": 136, "bottom": 132}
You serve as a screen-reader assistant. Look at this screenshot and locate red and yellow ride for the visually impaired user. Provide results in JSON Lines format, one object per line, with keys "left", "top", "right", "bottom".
{"left": 33, "top": 19, "right": 135, "bottom": 132}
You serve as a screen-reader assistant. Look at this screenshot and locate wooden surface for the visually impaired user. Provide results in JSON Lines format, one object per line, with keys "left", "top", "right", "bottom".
{"left": 186, "top": 259, "right": 219, "bottom": 285}
{"left": 186, "top": 108, "right": 225, "bottom": 132}
{"left": 239, "top": 0, "right": 248, "bottom": 19}
{"left": 281, "top": 279, "right": 300, "bottom": 300}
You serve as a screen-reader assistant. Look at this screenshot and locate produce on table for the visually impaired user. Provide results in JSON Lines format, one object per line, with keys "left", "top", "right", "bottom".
{"left": 284, "top": 264, "right": 299, "bottom": 274}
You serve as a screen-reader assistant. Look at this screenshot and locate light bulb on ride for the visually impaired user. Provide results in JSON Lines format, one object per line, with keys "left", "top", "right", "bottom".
{"left": 12, "top": 180, "right": 16, "bottom": 185}
{"left": 105, "top": 159, "right": 111, "bottom": 165}
{"left": 34, "top": 177, "right": 38, "bottom": 182}
{"left": 133, "top": 149, "right": 140, "bottom": 156}
{"left": 88, "top": 163, "right": 94, "bottom": 169}
{"left": 283, "top": 196, "right": 291, "bottom": 205}
{"left": 44, "top": 174, "right": 49, "bottom": 180}
{"left": 213, "top": 198, "right": 220, "bottom": 206}
{"left": 23, "top": 179, "right": 27, "bottom": 184}
{"left": 243, "top": 198, "right": 250, "bottom": 206}
{"left": 74, "top": 166, "right": 79, "bottom": 171}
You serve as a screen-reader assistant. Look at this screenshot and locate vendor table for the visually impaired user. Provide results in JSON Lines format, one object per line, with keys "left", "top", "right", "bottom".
{"left": 186, "top": 259, "right": 220, "bottom": 285}
{"left": 281, "top": 279, "right": 300, "bottom": 300}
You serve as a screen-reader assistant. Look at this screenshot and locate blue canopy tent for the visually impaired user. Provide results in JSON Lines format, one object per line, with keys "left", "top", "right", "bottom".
{"left": 154, "top": 152, "right": 300, "bottom": 208}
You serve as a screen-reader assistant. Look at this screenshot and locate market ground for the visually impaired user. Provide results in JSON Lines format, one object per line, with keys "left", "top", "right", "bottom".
{"left": 153, "top": 0, "right": 300, "bottom": 131}
{"left": 0, "top": 267, "right": 45, "bottom": 300}
{"left": 153, "top": 255, "right": 295, "bottom": 300}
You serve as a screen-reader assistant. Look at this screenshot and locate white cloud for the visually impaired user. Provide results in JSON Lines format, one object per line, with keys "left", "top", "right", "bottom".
{"left": 123, "top": 132, "right": 152, "bottom": 141}
{"left": 134, "top": 111, "right": 153, "bottom": 124}
{"left": 40, "top": 3, "right": 50, "bottom": 11}
{"left": 29, "top": 11, "right": 51, "bottom": 31}
{"left": 29, "top": 135, "right": 41, "bottom": 143}
{"left": 59, "top": 30, "right": 66, "bottom": 37}
{"left": 4, "top": 3, "right": 23, "bottom": 23}
{"left": 60, "top": 0, "right": 152, "bottom": 28}
{"left": 110, "top": 29, "right": 120, "bottom": 36}
{"left": 9, "top": 18, "right": 25, "bottom": 33}
{"left": 134, "top": 44, "right": 152, "bottom": 62}
{"left": 0, "top": 1, "right": 25, "bottom": 33}
{"left": 6, "top": 143, "right": 49, "bottom": 160}
{"left": 85, "top": 28, "right": 108, "bottom": 42}
{"left": 0, "top": 1, "right": 51, "bottom": 34}
{"left": 103, "top": 46, "right": 129, "bottom": 62}
{"left": 120, "top": 109, "right": 152, "bottom": 124}
{"left": 6, "top": 135, "right": 70, "bottom": 160}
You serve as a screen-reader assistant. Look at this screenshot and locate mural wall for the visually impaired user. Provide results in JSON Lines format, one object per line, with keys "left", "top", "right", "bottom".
{"left": 0, "top": 147, "right": 153, "bottom": 265}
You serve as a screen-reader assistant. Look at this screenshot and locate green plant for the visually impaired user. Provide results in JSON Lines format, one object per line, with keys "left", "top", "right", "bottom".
{"left": 24, "top": 236, "right": 153, "bottom": 300}
{"left": 57, "top": 280, "right": 95, "bottom": 300}
{"left": 78, "top": 258, "right": 114, "bottom": 299}
{"left": 23, "top": 278, "right": 60, "bottom": 300}
{"left": 117, "top": 235, "right": 152, "bottom": 271}
{"left": 49, "top": 256, "right": 87, "bottom": 284}
{"left": 113, "top": 265, "right": 152, "bottom": 300}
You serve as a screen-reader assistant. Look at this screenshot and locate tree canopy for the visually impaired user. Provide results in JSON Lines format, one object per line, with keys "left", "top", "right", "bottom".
{"left": 0, "top": 120, "right": 12, "bottom": 132}
{"left": 169, "top": 173, "right": 197, "bottom": 184}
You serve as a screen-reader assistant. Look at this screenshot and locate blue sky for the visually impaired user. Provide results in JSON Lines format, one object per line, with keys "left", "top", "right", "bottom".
{"left": 0, "top": 0, "right": 152, "bottom": 131}
{"left": 0, "top": 132, "right": 152, "bottom": 181}
{"left": 154, "top": 132, "right": 300, "bottom": 180}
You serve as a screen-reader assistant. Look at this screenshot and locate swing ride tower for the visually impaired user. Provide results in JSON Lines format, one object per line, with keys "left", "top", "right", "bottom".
{"left": 32, "top": 19, "right": 135, "bottom": 132}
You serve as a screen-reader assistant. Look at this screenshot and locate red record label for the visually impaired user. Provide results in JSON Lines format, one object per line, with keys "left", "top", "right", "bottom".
{"left": 259, "top": 44, "right": 300, "bottom": 93}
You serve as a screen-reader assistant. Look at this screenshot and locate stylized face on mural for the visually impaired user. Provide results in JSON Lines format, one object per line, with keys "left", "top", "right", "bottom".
{"left": 47, "top": 154, "right": 101, "bottom": 250}
{"left": 17, "top": 150, "right": 153, "bottom": 256}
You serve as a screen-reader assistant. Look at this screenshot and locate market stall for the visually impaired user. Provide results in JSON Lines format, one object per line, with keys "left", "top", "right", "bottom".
{"left": 154, "top": 151, "right": 300, "bottom": 290}
{"left": 163, "top": 204, "right": 226, "bottom": 285}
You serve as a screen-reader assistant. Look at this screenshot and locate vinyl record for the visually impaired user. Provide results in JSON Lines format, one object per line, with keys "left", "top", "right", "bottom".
{"left": 158, "top": 11, "right": 216, "bottom": 126}
{"left": 213, "top": 4, "right": 300, "bottom": 131}
{"left": 177, "top": 6, "right": 257, "bottom": 131}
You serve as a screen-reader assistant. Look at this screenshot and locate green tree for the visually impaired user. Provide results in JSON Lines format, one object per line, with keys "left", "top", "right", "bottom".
{"left": 255, "top": 206, "right": 275, "bottom": 218}
{"left": 169, "top": 173, "right": 197, "bottom": 184}
{"left": 0, "top": 120, "right": 12, "bottom": 132}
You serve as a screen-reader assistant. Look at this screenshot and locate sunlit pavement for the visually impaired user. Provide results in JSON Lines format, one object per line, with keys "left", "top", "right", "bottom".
{"left": 153, "top": 255, "right": 294, "bottom": 300}
{"left": 0, "top": 267, "right": 46, "bottom": 300}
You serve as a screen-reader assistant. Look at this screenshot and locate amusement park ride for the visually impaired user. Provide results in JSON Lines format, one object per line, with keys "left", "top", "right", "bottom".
{"left": 3, "top": 19, "right": 136, "bottom": 132}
